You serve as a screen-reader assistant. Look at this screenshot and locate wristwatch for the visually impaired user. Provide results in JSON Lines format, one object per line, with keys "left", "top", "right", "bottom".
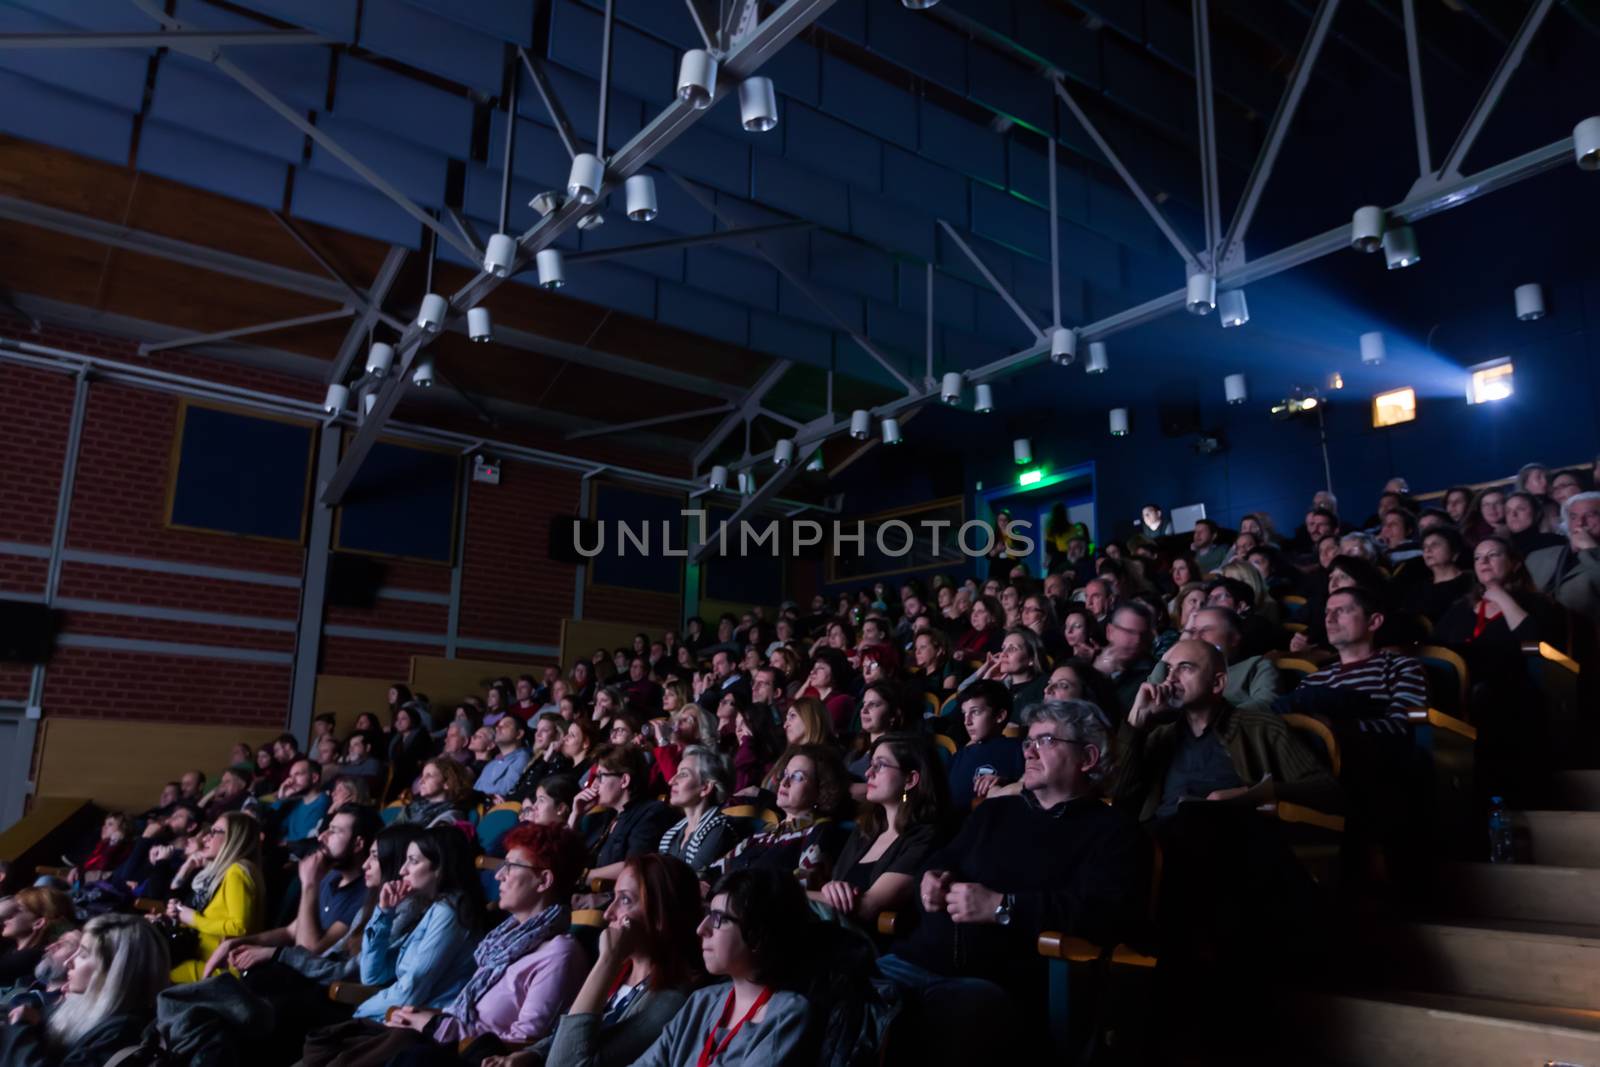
{"left": 993, "top": 893, "right": 1015, "bottom": 926}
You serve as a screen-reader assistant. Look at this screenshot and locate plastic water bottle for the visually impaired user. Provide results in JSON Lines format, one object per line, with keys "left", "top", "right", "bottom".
{"left": 1488, "top": 796, "right": 1515, "bottom": 864}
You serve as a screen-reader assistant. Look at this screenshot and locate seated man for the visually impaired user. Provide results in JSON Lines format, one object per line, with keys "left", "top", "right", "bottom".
{"left": 1149, "top": 606, "right": 1283, "bottom": 716}
{"left": 179, "top": 768, "right": 207, "bottom": 804}
{"left": 139, "top": 781, "right": 182, "bottom": 826}
{"left": 879, "top": 699, "right": 1144, "bottom": 1060}
{"left": 475, "top": 714, "right": 532, "bottom": 799}
{"left": 1189, "top": 519, "right": 1229, "bottom": 575}
{"left": 1276, "top": 587, "right": 1427, "bottom": 734}
{"left": 265, "top": 757, "right": 332, "bottom": 851}
{"left": 1527, "top": 491, "right": 1600, "bottom": 629}
{"left": 340, "top": 733, "right": 384, "bottom": 785}
{"left": 1092, "top": 602, "right": 1158, "bottom": 714}
{"left": 945, "top": 681, "right": 1023, "bottom": 810}
{"left": 111, "top": 803, "right": 202, "bottom": 898}
{"left": 1203, "top": 577, "right": 1283, "bottom": 659}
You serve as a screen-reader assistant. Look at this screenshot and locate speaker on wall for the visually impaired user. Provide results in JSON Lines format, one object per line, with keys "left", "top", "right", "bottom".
{"left": 0, "top": 601, "right": 61, "bottom": 664}
{"left": 326, "top": 553, "right": 388, "bottom": 610}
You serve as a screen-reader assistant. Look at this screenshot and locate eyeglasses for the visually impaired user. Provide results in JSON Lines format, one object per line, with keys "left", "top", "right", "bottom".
{"left": 596, "top": 771, "right": 624, "bottom": 780}
{"left": 702, "top": 908, "right": 740, "bottom": 931}
{"left": 499, "top": 859, "right": 542, "bottom": 875}
{"left": 779, "top": 769, "right": 811, "bottom": 784}
{"left": 201, "top": 827, "right": 225, "bottom": 838}
{"left": 1021, "top": 735, "right": 1079, "bottom": 754}
{"left": 864, "top": 759, "right": 901, "bottom": 776}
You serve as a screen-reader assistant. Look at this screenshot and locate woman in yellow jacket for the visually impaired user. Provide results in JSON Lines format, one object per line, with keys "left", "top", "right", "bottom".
{"left": 163, "top": 809, "right": 265, "bottom": 982}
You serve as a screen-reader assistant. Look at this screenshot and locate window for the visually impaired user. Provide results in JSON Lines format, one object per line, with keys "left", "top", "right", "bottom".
{"left": 1468, "top": 359, "right": 1514, "bottom": 404}
{"left": 1372, "top": 387, "right": 1416, "bottom": 428}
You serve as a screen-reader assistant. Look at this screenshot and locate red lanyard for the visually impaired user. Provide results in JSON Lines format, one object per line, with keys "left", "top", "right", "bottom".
{"left": 605, "top": 961, "right": 633, "bottom": 999}
{"left": 696, "top": 985, "right": 773, "bottom": 1067}
{"left": 1472, "top": 597, "right": 1491, "bottom": 641}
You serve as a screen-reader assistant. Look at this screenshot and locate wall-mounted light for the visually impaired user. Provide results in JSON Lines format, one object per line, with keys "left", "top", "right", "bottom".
{"left": 412, "top": 355, "right": 435, "bottom": 387}
{"left": 1514, "top": 283, "right": 1545, "bottom": 321}
{"left": 1360, "top": 331, "right": 1386, "bottom": 366}
{"left": 773, "top": 438, "right": 794, "bottom": 467}
{"left": 1218, "top": 289, "right": 1248, "bottom": 327}
{"left": 365, "top": 342, "right": 395, "bottom": 378}
{"left": 1351, "top": 206, "right": 1385, "bottom": 252}
{"left": 1108, "top": 408, "right": 1129, "bottom": 436}
{"left": 677, "top": 50, "right": 718, "bottom": 109}
{"left": 483, "top": 233, "right": 516, "bottom": 277}
{"left": 322, "top": 383, "right": 348, "bottom": 414}
{"left": 625, "top": 175, "right": 657, "bottom": 222}
{"left": 1086, "top": 342, "right": 1108, "bottom": 374}
{"left": 974, "top": 383, "right": 993, "bottom": 413}
{"left": 1013, "top": 437, "right": 1032, "bottom": 465}
{"left": 1383, "top": 225, "right": 1420, "bottom": 269}
{"left": 467, "top": 306, "right": 493, "bottom": 342}
{"left": 849, "top": 409, "right": 870, "bottom": 439}
{"left": 536, "top": 249, "right": 565, "bottom": 289}
{"left": 902, "top": 0, "right": 939, "bottom": 8}
{"left": 1224, "top": 374, "right": 1247, "bottom": 405}
{"left": 416, "top": 294, "right": 447, "bottom": 333}
{"left": 739, "top": 77, "right": 778, "bottom": 132}
{"left": 1185, "top": 270, "right": 1216, "bottom": 315}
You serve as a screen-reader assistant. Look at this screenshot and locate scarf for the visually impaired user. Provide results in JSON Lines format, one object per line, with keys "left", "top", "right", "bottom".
{"left": 660, "top": 811, "right": 730, "bottom": 869}
{"left": 446, "top": 904, "right": 569, "bottom": 1030}
{"left": 402, "top": 797, "right": 455, "bottom": 827}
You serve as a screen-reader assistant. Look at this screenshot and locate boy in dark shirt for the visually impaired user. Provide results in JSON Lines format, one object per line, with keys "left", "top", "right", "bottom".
{"left": 945, "top": 681, "right": 1024, "bottom": 811}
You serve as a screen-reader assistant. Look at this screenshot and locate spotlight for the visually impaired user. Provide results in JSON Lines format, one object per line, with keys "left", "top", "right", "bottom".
{"left": 738, "top": 471, "right": 755, "bottom": 496}
{"left": 974, "top": 382, "right": 994, "bottom": 413}
{"left": 1108, "top": 408, "right": 1129, "bottom": 436}
{"left": 881, "top": 417, "right": 902, "bottom": 445}
{"left": 902, "top": 0, "right": 939, "bottom": 7}
{"left": 773, "top": 439, "right": 794, "bottom": 468}
{"left": 322, "top": 383, "right": 348, "bottom": 414}
{"left": 1270, "top": 388, "right": 1321, "bottom": 420}
{"left": 1185, "top": 270, "right": 1216, "bottom": 315}
{"left": 708, "top": 464, "right": 729, "bottom": 490}
{"left": 416, "top": 294, "right": 447, "bottom": 333}
{"left": 467, "top": 306, "right": 493, "bottom": 342}
{"left": 576, "top": 212, "right": 605, "bottom": 231}
{"left": 412, "top": 355, "right": 435, "bottom": 388}
{"left": 1514, "top": 283, "right": 1545, "bottom": 321}
{"left": 849, "top": 409, "right": 871, "bottom": 439}
{"left": 739, "top": 77, "right": 778, "bottom": 132}
{"left": 1576, "top": 117, "right": 1600, "bottom": 170}
{"left": 1351, "top": 206, "right": 1385, "bottom": 253}
{"left": 1360, "top": 331, "right": 1386, "bottom": 366}
{"left": 1049, "top": 327, "right": 1076, "bottom": 364}
{"left": 1382, "top": 224, "right": 1420, "bottom": 269}
{"left": 483, "top": 233, "right": 516, "bottom": 277}
{"left": 1224, "top": 374, "right": 1247, "bottom": 405}
{"left": 677, "top": 50, "right": 718, "bottom": 109}
{"left": 567, "top": 153, "right": 603, "bottom": 205}
{"left": 1218, "top": 289, "right": 1249, "bottom": 327}
{"left": 1013, "top": 437, "right": 1032, "bottom": 465}
{"left": 362, "top": 390, "right": 377, "bottom": 416}
{"left": 806, "top": 451, "right": 824, "bottom": 472}
{"left": 1327, "top": 371, "right": 1345, "bottom": 390}
{"left": 625, "top": 175, "right": 657, "bottom": 222}
{"left": 529, "top": 190, "right": 568, "bottom": 216}
{"left": 365, "top": 342, "right": 395, "bottom": 378}
{"left": 536, "top": 249, "right": 566, "bottom": 289}
{"left": 940, "top": 372, "right": 963, "bottom": 405}
{"left": 1086, "top": 342, "right": 1108, "bottom": 374}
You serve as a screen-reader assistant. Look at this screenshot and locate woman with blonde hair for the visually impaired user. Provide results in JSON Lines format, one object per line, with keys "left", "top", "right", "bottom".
{"left": 0, "top": 914, "right": 169, "bottom": 1066}
{"left": 1220, "top": 559, "right": 1280, "bottom": 623}
{"left": 166, "top": 809, "right": 265, "bottom": 981}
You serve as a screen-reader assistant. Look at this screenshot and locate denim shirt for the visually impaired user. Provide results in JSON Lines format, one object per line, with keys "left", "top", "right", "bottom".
{"left": 356, "top": 898, "right": 478, "bottom": 1021}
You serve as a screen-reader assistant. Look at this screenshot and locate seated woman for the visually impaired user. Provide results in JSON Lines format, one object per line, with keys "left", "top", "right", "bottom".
{"left": 650, "top": 703, "right": 718, "bottom": 785}
{"left": 562, "top": 718, "right": 601, "bottom": 787}
{"left": 961, "top": 628, "right": 1048, "bottom": 712}
{"left": 0, "top": 887, "right": 75, "bottom": 986}
{"left": 730, "top": 703, "right": 786, "bottom": 796}
{"left": 709, "top": 744, "right": 850, "bottom": 889}
{"left": 395, "top": 759, "right": 475, "bottom": 830}
{"left": 507, "top": 713, "right": 573, "bottom": 804}
{"left": 503, "top": 854, "right": 707, "bottom": 1067}
{"left": 659, "top": 746, "right": 742, "bottom": 881}
{"left": 953, "top": 595, "right": 1005, "bottom": 662}
{"left": 521, "top": 775, "right": 579, "bottom": 828}
{"left": 712, "top": 689, "right": 747, "bottom": 750}
{"left": 0, "top": 914, "right": 169, "bottom": 1067}
{"left": 627, "top": 868, "right": 812, "bottom": 1067}
{"left": 572, "top": 746, "right": 679, "bottom": 885}
{"left": 1060, "top": 604, "right": 1106, "bottom": 662}
{"left": 167, "top": 810, "right": 265, "bottom": 982}
{"left": 322, "top": 825, "right": 591, "bottom": 1065}
{"left": 1403, "top": 525, "right": 1473, "bottom": 624}
{"left": 67, "top": 814, "right": 132, "bottom": 888}
{"left": 799, "top": 648, "right": 857, "bottom": 737}
{"left": 812, "top": 734, "right": 947, "bottom": 926}
{"left": 387, "top": 705, "right": 434, "bottom": 802}
{"left": 1435, "top": 535, "right": 1567, "bottom": 651}
{"left": 910, "top": 628, "right": 960, "bottom": 694}
{"left": 845, "top": 682, "right": 909, "bottom": 785}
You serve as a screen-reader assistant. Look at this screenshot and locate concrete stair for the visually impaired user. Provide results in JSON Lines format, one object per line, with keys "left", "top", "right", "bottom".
{"left": 1430, "top": 861, "right": 1600, "bottom": 926}
{"left": 1516, "top": 810, "right": 1600, "bottom": 867}
{"left": 1552, "top": 770, "right": 1600, "bottom": 811}
{"left": 1366, "top": 919, "right": 1600, "bottom": 1011}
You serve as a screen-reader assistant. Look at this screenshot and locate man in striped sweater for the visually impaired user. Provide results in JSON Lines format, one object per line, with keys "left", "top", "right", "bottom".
{"left": 1285, "top": 586, "right": 1428, "bottom": 733}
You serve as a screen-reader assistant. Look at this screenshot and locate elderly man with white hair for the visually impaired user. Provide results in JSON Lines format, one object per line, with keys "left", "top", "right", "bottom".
{"left": 1526, "top": 491, "right": 1600, "bottom": 626}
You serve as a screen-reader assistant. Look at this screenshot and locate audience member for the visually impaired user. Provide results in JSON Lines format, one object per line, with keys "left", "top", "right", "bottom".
{"left": 1527, "top": 491, "right": 1600, "bottom": 626}
{"left": 1152, "top": 606, "right": 1284, "bottom": 716}
{"left": 476, "top": 716, "right": 533, "bottom": 799}
{"left": 167, "top": 810, "right": 266, "bottom": 982}
{"left": 575, "top": 745, "right": 678, "bottom": 884}
{"left": 659, "top": 746, "right": 740, "bottom": 881}
{"left": 711, "top": 745, "right": 850, "bottom": 886}
{"left": 946, "top": 681, "right": 1023, "bottom": 810}
{"left": 0, "top": 887, "right": 74, "bottom": 986}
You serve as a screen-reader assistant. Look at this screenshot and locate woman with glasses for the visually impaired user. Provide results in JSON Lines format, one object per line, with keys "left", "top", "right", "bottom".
{"left": 573, "top": 746, "right": 678, "bottom": 888}
{"left": 963, "top": 627, "right": 1048, "bottom": 712}
{"left": 166, "top": 810, "right": 265, "bottom": 982}
{"left": 628, "top": 869, "right": 812, "bottom": 1067}
{"left": 813, "top": 734, "right": 947, "bottom": 925}
{"left": 845, "top": 682, "right": 910, "bottom": 783}
{"left": 1434, "top": 534, "right": 1566, "bottom": 651}
{"left": 710, "top": 745, "right": 849, "bottom": 888}
{"left": 659, "top": 746, "right": 740, "bottom": 881}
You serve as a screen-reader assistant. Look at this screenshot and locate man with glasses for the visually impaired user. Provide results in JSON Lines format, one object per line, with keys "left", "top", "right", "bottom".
{"left": 878, "top": 699, "right": 1144, "bottom": 1059}
{"left": 1527, "top": 491, "right": 1600, "bottom": 627}
{"left": 1092, "top": 602, "right": 1157, "bottom": 714}
{"left": 1147, "top": 606, "right": 1283, "bottom": 716}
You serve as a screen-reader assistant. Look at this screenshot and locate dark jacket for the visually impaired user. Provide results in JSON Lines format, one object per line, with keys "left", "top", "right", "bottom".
{"left": 592, "top": 799, "right": 679, "bottom": 867}
{"left": 0, "top": 1014, "right": 146, "bottom": 1067}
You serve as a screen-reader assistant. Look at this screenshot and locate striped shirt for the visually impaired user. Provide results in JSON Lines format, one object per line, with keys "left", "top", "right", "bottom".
{"left": 1300, "top": 651, "right": 1428, "bottom": 735}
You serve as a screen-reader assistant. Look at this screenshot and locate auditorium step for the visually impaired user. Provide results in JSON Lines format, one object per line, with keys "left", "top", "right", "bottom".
{"left": 1285, "top": 990, "right": 1600, "bottom": 1066}
{"left": 1551, "top": 770, "right": 1600, "bottom": 811}
{"left": 1366, "top": 919, "right": 1600, "bottom": 1011}
{"left": 1517, "top": 810, "right": 1600, "bottom": 867}
{"left": 1432, "top": 861, "right": 1600, "bottom": 926}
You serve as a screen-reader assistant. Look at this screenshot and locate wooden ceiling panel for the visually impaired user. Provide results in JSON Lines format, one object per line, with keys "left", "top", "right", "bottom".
{"left": 0, "top": 136, "right": 136, "bottom": 222}
{"left": 535, "top": 362, "right": 729, "bottom": 426}
{"left": 0, "top": 220, "right": 119, "bottom": 308}
{"left": 92, "top": 249, "right": 342, "bottom": 337}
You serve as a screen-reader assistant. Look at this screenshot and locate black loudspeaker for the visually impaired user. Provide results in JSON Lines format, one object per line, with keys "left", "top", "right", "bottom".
{"left": 326, "top": 553, "right": 388, "bottom": 610}
{"left": 1158, "top": 399, "right": 1202, "bottom": 438}
{"left": 0, "top": 601, "right": 61, "bottom": 664}
{"left": 548, "top": 515, "right": 601, "bottom": 564}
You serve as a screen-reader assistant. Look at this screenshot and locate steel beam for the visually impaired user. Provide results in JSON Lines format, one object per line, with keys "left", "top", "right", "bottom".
{"left": 1402, "top": 0, "right": 1433, "bottom": 177}
{"left": 1436, "top": 0, "right": 1555, "bottom": 178}
{"left": 1047, "top": 135, "right": 1061, "bottom": 327}
{"left": 288, "top": 428, "right": 338, "bottom": 738}
{"left": 327, "top": 245, "right": 407, "bottom": 385}
{"left": 518, "top": 48, "right": 582, "bottom": 160}
{"left": 596, "top": 0, "right": 615, "bottom": 157}
{"left": 938, "top": 220, "right": 1045, "bottom": 341}
{"left": 0, "top": 29, "right": 325, "bottom": 48}
{"left": 566, "top": 402, "right": 733, "bottom": 441}
{"left": 27, "top": 368, "right": 89, "bottom": 713}
{"left": 693, "top": 358, "right": 795, "bottom": 470}
{"left": 1053, "top": 80, "right": 1200, "bottom": 273}
{"left": 684, "top": 0, "right": 715, "bottom": 50}
{"left": 1192, "top": 0, "right": 1222, "bottom": 265}
{"left": 271, "top": 212, "right": 406, "bottom": 330}
{"left": 565, "top": 220, "right": 812, "bottom": 263}
{"left": 498, "top": 62, "right": 519, "bottom": 236}
{"left": 138, "top": 307, "right": 353, "bottom": 355}
{"left": 1218, "top": 0, "right": 1340, "bottom": 268}
{"left": 323, "top": 0, "right": 840, "bottom": 506}
{"left": 445, "top": 209, "right": 483, "bottom": 261}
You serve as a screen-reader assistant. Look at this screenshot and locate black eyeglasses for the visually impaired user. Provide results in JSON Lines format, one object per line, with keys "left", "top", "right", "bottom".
{"left": 702, "top": 908, "right": 740, "bottom": 931}
{"left": 596, "top": 771, "right": 624, "bottom": 780}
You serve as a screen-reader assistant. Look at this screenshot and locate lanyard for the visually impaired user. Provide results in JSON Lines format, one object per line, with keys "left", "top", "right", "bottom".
{"left": 696, "top": 985, "right": 773, "bottom": 1067}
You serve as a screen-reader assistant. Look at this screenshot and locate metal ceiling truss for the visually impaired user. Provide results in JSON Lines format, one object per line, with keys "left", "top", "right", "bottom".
{"left": 0, "top": 29, "right": 324, "bottom": 48}
{"left": 138, "top": 307, "right": 353, "bottom": 356}
{"left": 326, "top": 245, "right": 408, "bottom": 387}
{"left": 691, "top": 357, "right": 798, "bottom": 472}
{"left": 936, "top": 220, "right": 1046, "bottom": 343}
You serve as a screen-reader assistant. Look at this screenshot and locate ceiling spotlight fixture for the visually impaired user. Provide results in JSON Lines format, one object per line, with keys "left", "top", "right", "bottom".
{"left": 362, "top": 390, "right": 377, "bottom": 417}
{"left": 412, "top": 355, "right": 435, "bottom": 388}
{"left": 529, "top": 190, "right": 568, "bottom": 216}
{"left": 1270, "top": 387, "right": 1321, "bottom": 420}
{"left": 1575, "top": 116, "right": 1600, "bottom": 170}
{"left": 1085, "top": 341, "right": 1108, "bottom": 374}
{"left": 1108, "top": 408, "right": 1129, "bottom": 437}
{"left": 881, "top": 417, "right": 902, "bottom": 445}
{"left": 849, "top": 409, "right": 871, "bottom": 439}
{"left": 1218, "top": 289, "right": 1249, "bottom": 327}
{"left": 739, "top": 77, "right": 778, "bottom": 132}
{"left": 677, "top": 49, "right": 718, "bottom": 109}
{"left": 1360, "top": 331, "right": 1386, "bottom": 366}
{"left": 365, "top": 342, "right": 395, "bottom": 378}
{"left": 416, "top": 294, "right": 447, "bottom": 333}
{"left": 467, "top": 306, "right": 493, "bottom": 342}
{"left": 1327, "top": 371, "right": 1345, "bottom": 391}
{"left": 1013, "top": 437, "right": 1032, "bottom": 465}
{"left": 1185, "top": 270, "right": 1216, "bottom": 315}
{"left": 567, "top": 153, "right": 603, "bottom": 205}
{"left": 806, "top": 451, "right": 824, "bottom": 472}
{"left": 483, "top": 233, "right": 516, "bottom": 277}
{"left": 773, "top": 438, "right": 794, "bottom": 468}
{"left": 738, "top": 471, "right": 755, "bottom": 496}
{"left": 901, "top": 0, "right": 940, "bottom": 8}
{"left": 1514, "top": 283, "right": 1545, "bottom": 321}
{"left": 1049, "top": 326, "right": 1076, "bottom": 364}
{"left": 1351, "top": 206, "right": 1386, "bottom": 253}
{"left": 1224, "top": 373, "right": 1247, "bottom": 405}
{"left": 940, "top": 372, "right": 963, "bottom": 405}
{"left": 576, "top": 212, "right": 605, "bottom": 231}
{"left": 1382, "top": 224, "right": 1420, "bottom": 269}
{"left": 322, "top": 383, "right": 348, "bottom": 414}
{"left": 536, "top": 249, "right": 565, "bottom": 289}
{"left": 708, "top": 464, "right": 729, "bottom": 491}
{"left": 974, "top": 382, "right": 994, "bottom": 413}
{"left": 624, "top": 175, "right": 657, "bottom": 222}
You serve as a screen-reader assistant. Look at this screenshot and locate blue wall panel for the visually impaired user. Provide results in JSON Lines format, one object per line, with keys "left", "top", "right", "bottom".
{"left": 968, "top": 46, "right": 1052, "bottom": 133}
{"left": 1012, "top": 2, "right": 1100, "bottom": 91}
{"left": 402, "top": 0, "right": 531, "bottom": 44}
{"left": 658, "top": 126, "right": 751, "bottom": 199}
{"left": 359, "top": 0, "right": 502, "bottom": 93}
{"left": 687, "top": 246, "right": 778, "bottom": 312}
{"left": 898, "top": 264, "right": 976, "bottom": 333}
{"left": 137, "top": 122, "right": 287, "bottom": 209}
{"left": 461, "top": 164, "right": 543, "bottom": 234}
{"left": 0, "top": 9, "right": 147, "bottom": 112}
{"left": 919, "top": 103, "right": 1005, "bottom": 188}
{"left": 784, "top": 104, "right": 881, "bottom": 191}
{"left": 848, "top": 187, "right": 936, "bottom": 262}
{"left": 148, "top": 63, "right": 306, "bottom": 162}
{"left": 881, "top": 146, "right": 968, "bottom": 226}
{"left": 234, "top": 0, "right": 358, "bottom": 42}
{"left": 0, "top": 71, "right": 131, "bottom": 165}
{"left": 8, "top": 0, "right": 149, "bottom": 31}
{"left": 307, "top": 114, "right": 450, "bottom": 206}
{"left": 762, "top": 38, "right": 821, "bottom": 108}
{"left": 290, "top": 169, "right": 422, "bottom": 248}
{"left": 819, "top": 54, "right": 917, "bottom": 151}
{"left": 334, "top": 57, "right": 475, "bottom": 158}
{"left": 809, "top": 232, "right": 896, "bottom": 305}
{"left": 657, "top": 282, "right": 749, "bottom": 346}
{"left": 485, "top": 115, "right": 577, "bottom": 190}
{"left": 779, "top": 277, "right": 862, "bottom": 333}
{"left": 1006, "top": 140, "right": 1089, "bottom": 225}
{"left": 865, "top": 3, "right": 966, "bottom": 96}
{"left": 749, "top": 310, "right": 831, "bottom": 368}
{"left": 547, "top": 0, "right": 672, "bottom": 106}
{"left": 750, "top": 154, "right": 848, "bottom": 231}
{"left": 971, "top": 183, "right": 1048, "bottom": 260}
{"left": 559, "top": 260, "right": 658, "bottom": 320}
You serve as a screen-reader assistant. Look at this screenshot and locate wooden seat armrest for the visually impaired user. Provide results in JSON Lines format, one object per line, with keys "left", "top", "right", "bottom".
{"left": 328, "top": 982, "right": 380, "bottom": 1005}
{"left": 1403, "top": 707, "right": 1478, "bottom": 741}
{"left": 134, "top": 897, "right": 164, "bottom": 914}
{"left": 1522, "top": 641, "right": 1581, "bottom": 675}
{"left": 476, "top": 855, "right": 504, "bottom": 871}
{"left": 571, "top": 909, "right": 606, "bottom": 927}
{"left": 35, "top": 865, "right": 71, "bottom": 879}
{"left": 1256, "top": 801, "right": 1346, "bottom": 834}
{"left": 876, "top": 911, "right": 899, "bottom": 937}
{"left": 589, "top": 875, "right": 614, "bottom": 893}
{"left": 1036, "top": 931, "right": 1107, "bottom": 963}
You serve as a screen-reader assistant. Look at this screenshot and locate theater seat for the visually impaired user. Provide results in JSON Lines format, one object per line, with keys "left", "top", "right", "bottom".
{"left": 476, "top": 802, "right": 521, "bottom": 856}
